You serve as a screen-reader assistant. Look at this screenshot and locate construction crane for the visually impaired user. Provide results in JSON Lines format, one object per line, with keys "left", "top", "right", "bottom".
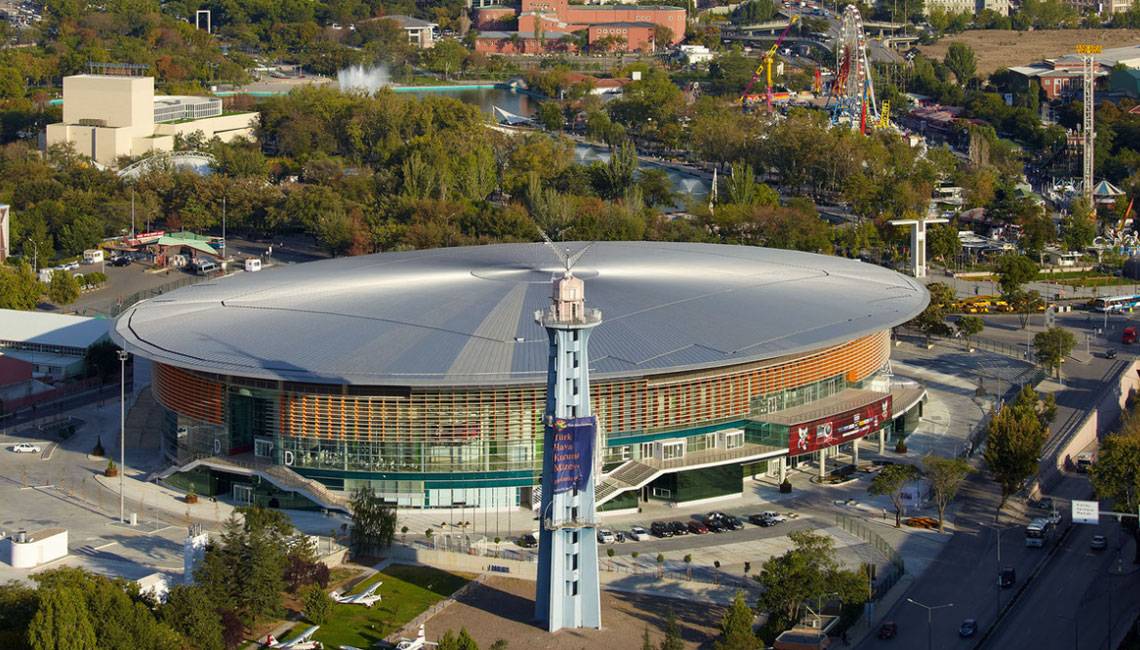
{"left": 741, "top": 15, "right": 799, "bottom": 112}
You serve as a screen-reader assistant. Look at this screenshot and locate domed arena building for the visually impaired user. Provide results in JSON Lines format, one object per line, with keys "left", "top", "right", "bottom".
{"left": 112, "top": 242, "right": 929, "bottom": 512}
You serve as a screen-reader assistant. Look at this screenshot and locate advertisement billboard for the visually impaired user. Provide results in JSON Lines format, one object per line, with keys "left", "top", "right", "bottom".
{"left": 789, "top": 396, "right": 892, "bottom": 455}
{"left": 547, "top": 416, "right": 596, "bottom": 494}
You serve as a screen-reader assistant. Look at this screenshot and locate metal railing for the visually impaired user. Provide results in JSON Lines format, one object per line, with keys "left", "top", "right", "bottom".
{"left": 834, "top": 513, "right": 904, "bottom": 599}
{"left": 77, "top": 273, "right": 206, "bottom": 318}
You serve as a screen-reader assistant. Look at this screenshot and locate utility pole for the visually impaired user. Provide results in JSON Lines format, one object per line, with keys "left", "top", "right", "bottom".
{"left": 1076, "top": 44, "right": 1101, "bottom": 210}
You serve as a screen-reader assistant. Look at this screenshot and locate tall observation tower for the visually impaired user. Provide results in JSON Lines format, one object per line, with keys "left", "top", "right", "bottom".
{"left": 534, "top": 266, "right": 603, "bottom": 632}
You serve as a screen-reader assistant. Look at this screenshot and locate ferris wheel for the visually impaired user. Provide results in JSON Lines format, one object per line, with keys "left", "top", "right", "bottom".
{"left": 829, "top": 6, "right": 879, "bottom": 133}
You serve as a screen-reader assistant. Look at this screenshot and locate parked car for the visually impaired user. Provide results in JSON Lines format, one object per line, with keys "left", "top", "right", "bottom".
{"left": 724, "top": 515, "right": 745, "bottom": 530}
{"left": 706, "top": 510, "right": 729, "bottom": 523}
{"left": 704, "top": 516, "right": 727, "bottom": 533}
{"left": 651, "top": 521, "right": 674, "bottom": 538}
{"left": 1091, "top": 534, "right": 1107, "bottom": 550}
{"left": 959, "top": 619, "right": 977, "bottom": 638}
{"left": 878, "top": 621, "right": 897, "bottom": 639}
{"left": 624, "top": 524, "right": 652, "bottom": 538}
{"left": 998, "top": 567, "right": 1016, "bottom": 588}
{"left": 596, "top": 529, "right": 616, "bottom": 544}
{"left": 761, "top": 511, "right": 786, "bottom": 523}
{"left": 110, "top": 256, "right": 132, "bottom": 267}
{"left": 9, "top": 443, "right": 41, "bottom": 453}
{"left": 748, "top": 513, "right": 775, "bottom": 526}
{"left": 518, "top": 533, "right": 538, "bottom": 548}
{"left": 687, "top": 520, "right": 710, "bottom": 535}
{"left": 1106, "top": 348, "right": 1118, "bottom": 359}
{"left": 669, "top": 521, "right": 690, "bottom": 536}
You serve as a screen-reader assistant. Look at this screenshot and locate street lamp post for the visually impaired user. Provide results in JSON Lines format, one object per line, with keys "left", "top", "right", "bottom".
{"left": 24, "top": 237, "right": 38, "bottom": 273}
{"left": 906, "top": 597, "right": 953, "bottom": 650}
{"left": 981, "top": 523, "right": 1006, "bottom": 623}
{"left": 118, "top": 350, "right": 129, "bottom": 524}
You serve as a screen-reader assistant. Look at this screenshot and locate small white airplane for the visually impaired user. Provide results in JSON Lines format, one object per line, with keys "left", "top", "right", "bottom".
{"left": 395, "top": 624, "right": 438, "bottom": 650}
{"left": 330, "top": 580, "right": 382, "bottom": 607}
{"left": 265, "top": 625, "right": 322, "bottom": 649}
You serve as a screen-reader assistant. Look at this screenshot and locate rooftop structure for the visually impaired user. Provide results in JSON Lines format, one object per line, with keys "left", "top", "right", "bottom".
{"left": 0, "top": 309, "right": 111, "bottom": 380}
{"left": 114, "top": 242, "right": 927, "bottom": 387}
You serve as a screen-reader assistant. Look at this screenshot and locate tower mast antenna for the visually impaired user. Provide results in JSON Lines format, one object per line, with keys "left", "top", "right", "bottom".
{"left": 536, "top": 226, "right": 593, "bottom": 274}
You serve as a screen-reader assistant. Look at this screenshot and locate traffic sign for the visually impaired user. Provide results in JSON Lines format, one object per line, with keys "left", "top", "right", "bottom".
{"left": 1072, "top": 500, "right": 1099, "bottom": 524}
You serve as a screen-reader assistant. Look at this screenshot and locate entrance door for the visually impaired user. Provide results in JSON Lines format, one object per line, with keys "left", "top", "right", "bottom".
{"left": 232, "top": 484, "right": 254, "bottom": 506}
{"left": 254, "top": 438, "right": 274, "bottom": 459}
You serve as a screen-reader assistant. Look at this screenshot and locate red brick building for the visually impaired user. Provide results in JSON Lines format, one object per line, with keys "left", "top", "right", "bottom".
{"left": 474, "top": 30, "right": 577, "bottom": 54}
{"left": 587, "top": 22, "right": 658, "bottom": 52}
{"left": 475, "top": 0, "right": 684, "bottom": 53}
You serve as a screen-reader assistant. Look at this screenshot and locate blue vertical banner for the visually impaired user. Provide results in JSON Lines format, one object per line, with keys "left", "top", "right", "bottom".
{"left": 547, "top": 416, "right": 596, "bottom": 494}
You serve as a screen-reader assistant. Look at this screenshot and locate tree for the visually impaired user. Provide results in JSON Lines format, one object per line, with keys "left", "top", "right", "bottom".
{"left": 1011, "top": 288, "right": 1044, "bottom": 330}
{"left": 0, "top": 581, "right": 38, "bottom": 649}
{"left": 437, "top": 628, "right": 479, "bottom": 650}
{"left": 1089, "top": 429, "right": 1140, "bottom": 562}
{"left": 0, "top": 262, "right": 41, "bottom": 311}
{"left": 923, "top": 456, "right": 971, "bottom": 532}
{"left": 160, "top": 585, "right": 224, "bottom": 650}
{"left": 424, "top": 40, "right": 468, "bottom": 77}
{"left": 47, "top": 269, "right": 80, "bottom": 305}
{"left": 303, "top": 586, "right": 333, "bottom": 625}
{"left": 714, "top": 591, "right": 759, "bottom": 650}
{"left": 956, "top": 315, "right": 984, "bottom": 350}
{"left": 984, "top": 398, "right": 1047, "bottom": 507}
{"left": 1061, "top": 198, "right": 1096, "bottom": 253}
{"left": 994, "top": 254, "right": 1038, "bottom": 297}
{"left": 868, "top": 464, "right": 920, "bottom": 527}
{"left": 754, "top": 531, "right": 867, "bottom": 641}
{"left": 1034, "top": 327, "right": 1075, "bottom": 380}
{"left": 349, "top": 485, "right": 398, "bottom": 556}
{"left": 27, "top": 587, "right": 96, "bottom": 650}
{"left": 927, "top": 222, "right": 961, "bottom": 268}
{"left": 910, "top": 282, "right": 956, "bottom": 344}
{"left": 536, "top": 102, "right": 563, "bottom": 131}
{"left": 660, "top": 609, "right": 684, "bottom": 650}
{"left": 944, "top": 42, "right": 977, "bottom": 85}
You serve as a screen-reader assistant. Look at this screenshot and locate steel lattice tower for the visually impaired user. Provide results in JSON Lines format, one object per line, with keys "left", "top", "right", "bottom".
{"left": 1077, "top": 44, "right": 1101, "bottom": 208}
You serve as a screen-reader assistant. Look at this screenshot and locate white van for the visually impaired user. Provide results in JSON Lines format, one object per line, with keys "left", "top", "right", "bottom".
{"left": 196, "top": 260, "right": 219, "bottom": 275}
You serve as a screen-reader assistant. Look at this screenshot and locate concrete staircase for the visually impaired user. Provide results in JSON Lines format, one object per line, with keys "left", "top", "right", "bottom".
{"left": 153, "top": 455, "right": 351, "bottom": 514}
{"left": 595, "top": 460, "right": 658, "bottom": 505}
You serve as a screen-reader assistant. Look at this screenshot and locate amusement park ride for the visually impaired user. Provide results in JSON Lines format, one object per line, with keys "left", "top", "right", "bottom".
{"left": 826, "top": 6, "right": 883, "bottom": 133}
{"left": 740, "top": 6, "right": 887, "bottom": 133}
{"left": 741, "top": 15, "right": 799, "bottom": 111}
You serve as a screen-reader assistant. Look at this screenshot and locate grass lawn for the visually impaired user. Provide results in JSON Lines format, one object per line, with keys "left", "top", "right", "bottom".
{"left": 311, "top": 565, "right": 470, "bottom": 648}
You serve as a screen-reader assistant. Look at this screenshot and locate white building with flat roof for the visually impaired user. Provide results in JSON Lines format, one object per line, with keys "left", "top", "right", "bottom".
{"left": 45, "top": 74, "right": 258, "bottom": 167}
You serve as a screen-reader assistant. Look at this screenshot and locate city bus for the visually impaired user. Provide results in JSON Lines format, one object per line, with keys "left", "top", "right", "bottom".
{"left": 1025, "top": 518, "right": 1055, "bottom": 548}
{"left": 1091, "top": 295, "right": 1140, "bottom": 312}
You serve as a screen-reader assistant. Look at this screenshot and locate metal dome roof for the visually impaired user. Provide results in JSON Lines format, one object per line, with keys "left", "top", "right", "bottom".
{"left": 112, "top": 242, "right": 928, "bottom": 387}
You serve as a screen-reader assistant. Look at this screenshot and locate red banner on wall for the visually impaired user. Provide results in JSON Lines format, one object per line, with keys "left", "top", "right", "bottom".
{"left": 788, "top": 395, "right": 892, "bottom": 455}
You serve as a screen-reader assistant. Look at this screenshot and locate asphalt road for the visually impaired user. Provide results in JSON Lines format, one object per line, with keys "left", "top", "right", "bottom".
{"left": 855, "top": 470, "right": 1046, "bottom": 650}
{"left": 981, "top": 510, "right": 1140, "bottom": 650}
